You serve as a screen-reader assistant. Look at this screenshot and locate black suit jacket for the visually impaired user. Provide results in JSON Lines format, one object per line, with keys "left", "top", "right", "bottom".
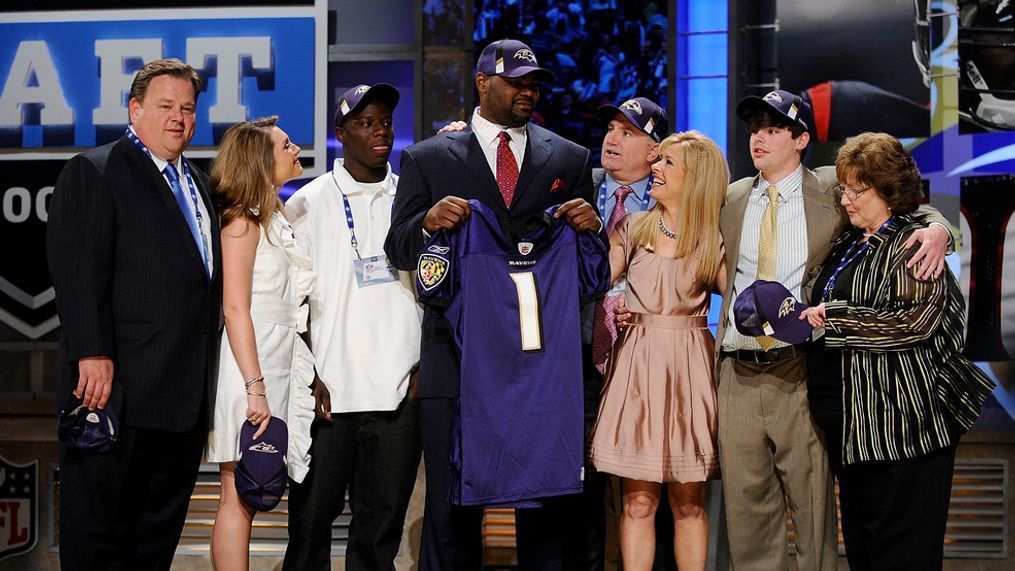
{"left": 384, "top": 123, "right": 595, "bottom": 398}
{"left": 47, "top": 135, "right": 223, "bottom": 432}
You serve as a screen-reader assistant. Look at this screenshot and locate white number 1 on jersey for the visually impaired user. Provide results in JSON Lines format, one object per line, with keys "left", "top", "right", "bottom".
{"left": 510, "top": 272, "right": 544, "bottom": 351}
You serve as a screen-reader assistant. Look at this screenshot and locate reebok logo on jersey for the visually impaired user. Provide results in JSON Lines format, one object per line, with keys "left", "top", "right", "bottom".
{"left": 428, "top": 245, "right": 450, "bottom": 255}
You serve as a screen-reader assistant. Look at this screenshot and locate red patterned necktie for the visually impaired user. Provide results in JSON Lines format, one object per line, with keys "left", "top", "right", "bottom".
{"left": 496, "top": 131, "right": 519, "bottom": 207}
{"left": 591, "top": 185, "right": 634, "bottom": 374}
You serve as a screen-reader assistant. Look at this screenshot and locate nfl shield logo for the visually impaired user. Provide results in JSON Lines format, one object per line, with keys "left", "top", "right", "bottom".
{"left": 517, "top": 242, "right": 534, "bottom": 255}
{"left": 0, "top": 455, "right": 38, "bottom": 563}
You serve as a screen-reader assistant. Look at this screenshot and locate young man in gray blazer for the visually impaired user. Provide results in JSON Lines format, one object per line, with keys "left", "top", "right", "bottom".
{"left": 716, "top": 89, "right": 952, "bottom": 571}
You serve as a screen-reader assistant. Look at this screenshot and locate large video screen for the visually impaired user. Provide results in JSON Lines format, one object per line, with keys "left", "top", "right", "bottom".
{"left": 472, "top": 0, "right": 668, "bottom": 160}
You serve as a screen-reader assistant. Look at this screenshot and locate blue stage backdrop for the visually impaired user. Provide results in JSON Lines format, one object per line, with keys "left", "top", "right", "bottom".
{"left": 0, "top": 4, "right": 328, "bottom": 342}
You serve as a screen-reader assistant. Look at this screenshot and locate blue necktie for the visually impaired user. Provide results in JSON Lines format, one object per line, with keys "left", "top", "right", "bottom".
{"left": 164, "top": 163, "right": 209, "bottom": 275}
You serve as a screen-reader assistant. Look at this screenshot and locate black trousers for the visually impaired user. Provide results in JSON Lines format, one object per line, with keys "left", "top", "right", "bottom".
{"left": 418, "top": 397, "right": 589, "bottom": 570}
{"left": 284, "top": 396, "right": 421, "bottom": 571}
{"left": 58, "top": 422, "right": 206, "bottom": 571}
{"left": 837, "top": 443, "right": 957, "bottom": 571}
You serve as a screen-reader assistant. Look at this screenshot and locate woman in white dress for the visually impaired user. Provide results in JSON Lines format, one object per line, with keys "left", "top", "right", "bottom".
{"left": 205, "top": 116, "right": 315, "bottom": 569}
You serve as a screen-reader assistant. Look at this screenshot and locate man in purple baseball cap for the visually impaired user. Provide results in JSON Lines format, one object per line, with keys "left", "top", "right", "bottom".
{"left": 714, "top": 86, "right": 954, "bottom": 571}
{"left": 587, "top": 95, "right": 669, "bottom": 568}
{"left": 284, "top": 80, "right": 423, "bottom": 570}
{"left": 384, "top": 36, "right": 601, "bottom": 570}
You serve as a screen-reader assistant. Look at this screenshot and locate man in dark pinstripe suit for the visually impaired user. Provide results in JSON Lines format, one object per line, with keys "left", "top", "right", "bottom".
{"left": 47, "top": 58, "right": 222, "bottom": 570}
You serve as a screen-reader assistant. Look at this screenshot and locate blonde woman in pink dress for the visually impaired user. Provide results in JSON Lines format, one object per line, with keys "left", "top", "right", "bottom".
{"left": 590, "top": 131, "right": 727, "bottom": 571}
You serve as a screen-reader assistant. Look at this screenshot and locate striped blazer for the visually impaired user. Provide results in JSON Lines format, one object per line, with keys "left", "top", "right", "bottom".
{"left": 823, "top": 215, "right": 994, "bottom": 465}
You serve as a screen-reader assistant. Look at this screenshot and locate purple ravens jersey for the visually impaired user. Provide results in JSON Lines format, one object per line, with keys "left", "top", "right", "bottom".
{"left": 417, "top": 200, "right": 610, "bottom": 507}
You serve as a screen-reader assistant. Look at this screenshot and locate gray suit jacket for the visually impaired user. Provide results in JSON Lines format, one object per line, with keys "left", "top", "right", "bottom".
{"left": 716, "top": 165, "right": 952, "bottom": 357}
{"left": 716, "top": 166, "right": 841, "bottom": 355}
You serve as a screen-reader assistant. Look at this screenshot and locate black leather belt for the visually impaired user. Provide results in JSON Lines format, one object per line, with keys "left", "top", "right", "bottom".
{"left": 721, "top": 343, "right": 810, "bottom": 364}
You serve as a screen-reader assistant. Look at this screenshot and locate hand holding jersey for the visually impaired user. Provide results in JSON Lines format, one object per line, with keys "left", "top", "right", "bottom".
{"left": 417, "top": 201, "right": 610, "bottom": 506}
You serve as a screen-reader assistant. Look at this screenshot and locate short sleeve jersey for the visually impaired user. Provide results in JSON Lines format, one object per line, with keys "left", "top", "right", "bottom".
{"left": 417, "top": 200, "right": 610, "bottom": 506}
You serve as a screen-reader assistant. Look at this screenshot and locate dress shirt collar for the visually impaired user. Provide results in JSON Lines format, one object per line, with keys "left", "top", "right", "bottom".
{"left": 606, "top": 172, "right": 651, "bottom": 203}
{"left": 470, "top": 107, "right": 527, "bottom": 151}
{"left": 331, "top": 157, "right": 394, "bottom": 196}
{"left": 755, "top": 164, "right": 804, "bottom": 202}
{"left": 128, "top": 126, "right": 183, "bottom": 174}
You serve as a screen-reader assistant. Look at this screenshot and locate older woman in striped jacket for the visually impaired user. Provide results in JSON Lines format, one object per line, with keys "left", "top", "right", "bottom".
{"left": 799, "top": 132, "right": 994, "bottom": 571}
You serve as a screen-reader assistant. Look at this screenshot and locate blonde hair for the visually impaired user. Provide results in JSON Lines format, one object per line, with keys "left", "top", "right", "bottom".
{"left": 628, "top": 130, "right": 728, "bottom": 290}
{"left": 210, "top": 116, "right": 284, "bottom": 235}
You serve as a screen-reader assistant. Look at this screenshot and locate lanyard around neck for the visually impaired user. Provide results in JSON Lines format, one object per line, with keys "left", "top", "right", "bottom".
{"left": 126, "top": 128, "right": 211, "bottom": 275}
{"left": 822, "top": 217, "right": 895, "bottom": 301}
{"left": 332, "top": 169, "right": 392, "bottom": 260}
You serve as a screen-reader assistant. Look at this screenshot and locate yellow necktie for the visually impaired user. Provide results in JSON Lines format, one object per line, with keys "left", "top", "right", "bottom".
{"left": 756, "top": 185, "right": 779, "bottom": 350}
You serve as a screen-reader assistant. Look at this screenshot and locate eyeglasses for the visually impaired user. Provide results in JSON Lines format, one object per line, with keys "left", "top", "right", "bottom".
{"left": 834, "top": 184, "right": 872, "bottom": 201}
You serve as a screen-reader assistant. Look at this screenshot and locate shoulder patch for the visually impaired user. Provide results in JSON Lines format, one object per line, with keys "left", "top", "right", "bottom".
{"left": 418, "top": 253, "right": 449, "bottom": 291}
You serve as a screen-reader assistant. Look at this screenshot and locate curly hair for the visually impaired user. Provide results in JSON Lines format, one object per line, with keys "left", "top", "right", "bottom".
{"left": 835, "top": 132, "right": 924, "bottom": 215}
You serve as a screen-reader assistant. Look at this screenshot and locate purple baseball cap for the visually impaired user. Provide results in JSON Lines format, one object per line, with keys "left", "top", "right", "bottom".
{"left": 733, "top": 280, "right": 814, "bottom": 344}
{"left": 475, "top": 39, "right": 554, "bottom": 81}
{"left": 598, "top": 97, "right": 669, "bottom": 142}
{"left": 736, "top": 89, "right": 813, "bottom": 132}
{"left": 334, "top": 83, "right": 400, "bottom": 126}
{"left": 58, "top": 403, "right": 119, "bottom": 453}
{"left": 235, "top": 416, "right": 289, "bottom": 512}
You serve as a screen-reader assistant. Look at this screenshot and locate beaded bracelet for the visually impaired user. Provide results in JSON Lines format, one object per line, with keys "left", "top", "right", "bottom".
{"left": 244, "top": 376, "right": 264, "bottom": 388}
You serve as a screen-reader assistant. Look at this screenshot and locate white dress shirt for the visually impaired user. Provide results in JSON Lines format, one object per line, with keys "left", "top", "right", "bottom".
{"left": 131, "top": 126, "right": 215, "bottom": 275}
{"left": 471, "top": 106, "right": 527, "bottom": 175}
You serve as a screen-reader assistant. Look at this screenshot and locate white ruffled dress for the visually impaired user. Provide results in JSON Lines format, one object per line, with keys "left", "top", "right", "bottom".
{"left": 206, "top": 211, "right": 316, "bottom": 483}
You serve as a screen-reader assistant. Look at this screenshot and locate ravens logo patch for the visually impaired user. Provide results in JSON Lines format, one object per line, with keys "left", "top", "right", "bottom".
{"left": 418, "top": 253, "right": 449, "bottom": 291}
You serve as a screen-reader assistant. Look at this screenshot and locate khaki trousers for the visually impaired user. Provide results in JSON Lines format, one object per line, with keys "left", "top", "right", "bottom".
{"left": 717, "top": 354, "right": 838, "bottom": 571}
